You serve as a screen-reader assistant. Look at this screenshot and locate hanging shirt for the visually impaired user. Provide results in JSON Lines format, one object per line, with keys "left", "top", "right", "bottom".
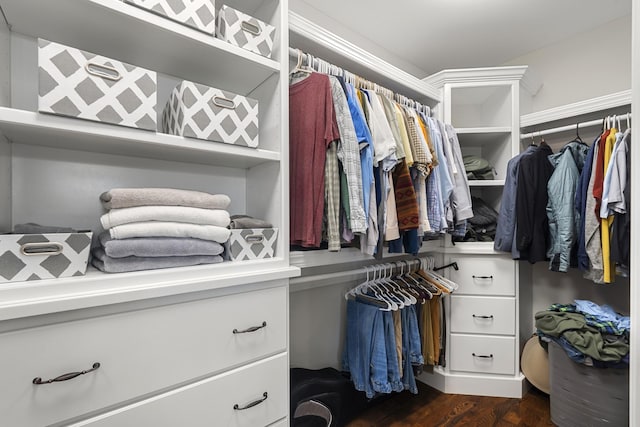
{"left": 494, "top": 145, "right": 537, "bottom": 256}
{"left": 328, "top": 76, "right": 367, "bottom": 233}
{"left": 600, "top": 128, "right": 617, "bottom": 283}
{"left": 289, "top": 73, "right": 340, "bottom": 248}
{"left": 324, "top": 141, "right": 341, "bottom": 251}
{"left": 576, "top": 136, "right": 599, "bottom": 271}
{"left": 364, "top": 89, "right": 398, "bottom": 166}
{"left": 610, "top": 131, "right": 631, "bottom": 270}
{"left": 379, "top": 95, "right": 406, "bottom": 160}
{"left": 444, "top": 123, "right": 474, "bottom": 224}
{"left": 583, "top": 135, "right": 605, "bottom": 283}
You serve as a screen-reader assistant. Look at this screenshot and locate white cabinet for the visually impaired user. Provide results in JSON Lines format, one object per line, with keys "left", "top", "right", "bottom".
{"left": 420, "top": 67, "right": 531, "bottom": 398}
{"left": 0, "top": 0, "right": 296, "bottom": 425}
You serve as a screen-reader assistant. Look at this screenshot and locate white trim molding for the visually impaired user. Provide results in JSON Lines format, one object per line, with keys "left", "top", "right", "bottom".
{"left": 288, "top": 11, "right": 441, "bottom": 103}
{"left": 423, "top": 66, "right": 538, "bottom": 94}
{"left": 520, "top": 89, "right": 632, "bottom": 128}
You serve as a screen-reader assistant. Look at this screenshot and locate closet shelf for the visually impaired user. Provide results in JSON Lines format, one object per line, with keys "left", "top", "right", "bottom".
{"left": 0, "top": 259, "right": 300, "bottom": 322}
{"left": 0, "top": 108, "right": 280, "bottom": 168}
{"left": 1, "top": 0, "right": 280, "bottom": 95}
{"left": 467, "top": 180, "right": 505, "bottom": 187}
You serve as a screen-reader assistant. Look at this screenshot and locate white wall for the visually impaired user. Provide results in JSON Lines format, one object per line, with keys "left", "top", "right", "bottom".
{"left": 504, "top": 15, "right": 632, "bottom": 113}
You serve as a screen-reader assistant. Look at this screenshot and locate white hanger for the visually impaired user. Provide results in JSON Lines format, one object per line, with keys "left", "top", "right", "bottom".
{"left": 291, "top": 49, "right": 313, "bottom": 75}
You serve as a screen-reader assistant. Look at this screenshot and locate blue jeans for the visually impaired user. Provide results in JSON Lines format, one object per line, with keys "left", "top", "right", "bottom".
{"left": 401, "top": 306, "right": 423, "bottom": 394}
{"left": 382, "top": 311, "right": 404, "bottom": 393}
{"left": 343, "top": 300, "right": 392, "bottom": 398}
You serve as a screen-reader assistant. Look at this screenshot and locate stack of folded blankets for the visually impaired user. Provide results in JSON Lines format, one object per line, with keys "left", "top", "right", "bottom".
{"left": 92, "top": 188, "right": 231, "bottom": 273}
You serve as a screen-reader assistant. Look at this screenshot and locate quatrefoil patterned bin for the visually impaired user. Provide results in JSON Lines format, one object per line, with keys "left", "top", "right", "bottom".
{"left": 38, "top": 39, "right": 157, "bottom": 131}
{"left": 216, "top": 5, "right": 275, "bottom": 58}
{"left": 227, "top": 228, "right": 278, "bottom": 261}
{"left": 0, "top": 232, "right": 93, "bottom": 283}
{"left": 162, "top": 80, "right": 259, "bottom": 147}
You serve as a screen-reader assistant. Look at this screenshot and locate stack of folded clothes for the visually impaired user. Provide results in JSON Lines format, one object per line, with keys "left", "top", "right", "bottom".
{"left": 92, "top": 188, "right": 231, "bottom": 273}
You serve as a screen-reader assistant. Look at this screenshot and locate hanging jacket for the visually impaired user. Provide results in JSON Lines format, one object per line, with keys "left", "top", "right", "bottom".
{"left": 546, "top": 141, "right": 589, "bottom": 272}
{"left": 516, "top": 143, "right": 554, "bottom": 263}
{"left": 575, "top": 136, "right": 598, "bottom": 271}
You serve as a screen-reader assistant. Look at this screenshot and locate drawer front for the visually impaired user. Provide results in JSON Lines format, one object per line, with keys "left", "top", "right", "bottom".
{"left": 0, "top": 285, "right": 287, "bottom": 427}
{"left": 77, "top": 354, "right": 288, "bottom": 427}
{"left": 447, "top": 255, "right": 515, "bottom": 296}
{"left": 450, "top": 334, "right": 516, "bottom": 375}
{"left": 450, "top": 296, "right": 515, "bottom": 335}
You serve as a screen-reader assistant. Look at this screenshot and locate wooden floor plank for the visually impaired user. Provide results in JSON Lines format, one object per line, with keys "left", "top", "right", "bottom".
{"left": 345, "top": 382, "right": 554, "bottom": 427}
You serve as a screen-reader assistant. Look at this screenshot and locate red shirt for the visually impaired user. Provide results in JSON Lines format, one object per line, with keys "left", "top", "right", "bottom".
{"left": 593, "top": 129, "right": 610, "bottom": 217}
{"left": 289, "top": 73, "right": 340, "bottom": 247}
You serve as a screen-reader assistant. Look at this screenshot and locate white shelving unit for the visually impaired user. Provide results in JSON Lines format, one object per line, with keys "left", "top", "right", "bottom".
{"left": 0, "top": 0, "right": 298, "bottom": 425}
{"left": 420, "top": 66, "right": 532, "bottom": 398}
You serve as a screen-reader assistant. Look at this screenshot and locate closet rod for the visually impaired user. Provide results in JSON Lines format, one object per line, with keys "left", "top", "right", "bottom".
{"left": 288, "top": 47, "right": 431, "bottom": 115}
{"left": 521, "top": 112, "right": 632, "bottom": 139}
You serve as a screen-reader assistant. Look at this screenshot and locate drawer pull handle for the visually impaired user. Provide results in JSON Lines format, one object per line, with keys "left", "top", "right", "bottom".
{"left": 233, "top": 321, "right": 267, "bottom": 334}
{"left": 234, "top": 392, "right": 268, "bottom": 410}
{"left": 33, "top": 362, "right": 101, "bottom": 385}
{"left": 472, "top": 275, "right": 493, "bottom": 280}
{"left": 472, "top": 353, "right": 494, "bottom": 359}
{"left": 472, "top": 314, "right": 494, "bottom": 319}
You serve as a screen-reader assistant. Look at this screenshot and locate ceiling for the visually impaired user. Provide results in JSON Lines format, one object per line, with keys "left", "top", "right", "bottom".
{"left": 290, "top": 0, "right": 632, "bottom": 78}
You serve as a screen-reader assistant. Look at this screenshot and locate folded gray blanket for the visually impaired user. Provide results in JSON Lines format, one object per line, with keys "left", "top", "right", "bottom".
{"left": 92, "top": 247, "right": 223, "bottom": 273}
{"left": 99, "top": 232, "right": 224, "bottom": 258}
{"left": 229, "top": 215, "right": 273, "bottom": 229}
{"left": 100, "top": 188, "right": 231, "bottom": 210}
{"left": 13, "top": 223, "right": 77, "bottom": 234}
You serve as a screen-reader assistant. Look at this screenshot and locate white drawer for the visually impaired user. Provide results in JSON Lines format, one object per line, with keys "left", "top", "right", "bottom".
{"left": 450, "top": 295, "right": 515, "bottom": 335}
{"left": 447, "top": 255, "right": 515, "bottom": 296}
{"left": 449, "top": 334, "right": 516, "bottom": 375}
{"left": 76, "top": 354, "right": 288, "bottom": 427}
{"left": 0, "top": 285, "right": 287, "bottom": 427}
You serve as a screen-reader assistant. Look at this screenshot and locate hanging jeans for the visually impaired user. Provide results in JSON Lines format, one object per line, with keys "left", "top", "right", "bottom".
{"left": 401, "top": 305, "right": 424, "bottom": 394}
{"left": 343, "top": 299, "right": 392, "bottom": 398}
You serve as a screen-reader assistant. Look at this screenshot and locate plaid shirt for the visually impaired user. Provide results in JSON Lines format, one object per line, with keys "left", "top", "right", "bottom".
{"left": 547, "top": 303, "right": 627, "bottom": 336}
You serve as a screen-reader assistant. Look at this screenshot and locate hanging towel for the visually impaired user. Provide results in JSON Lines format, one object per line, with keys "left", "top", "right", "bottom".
{"left": 100, "top": 188, "right": 231, "bottom": 210}
{"left": 98, "top": 232, "right": 224, "bottom": 258}
{"left": 101, "top": 206, "right": 230, "bottom": 229}
{"left": 108, "top": 221, "right": 231, "bottom": 243}
{"left": 92, "top": 247, "right": 223, "bottom": 273}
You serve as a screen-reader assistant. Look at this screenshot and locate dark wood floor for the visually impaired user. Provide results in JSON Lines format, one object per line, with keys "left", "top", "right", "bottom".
{"left": 346, "top": 381, "right": 554, "bottom": 427}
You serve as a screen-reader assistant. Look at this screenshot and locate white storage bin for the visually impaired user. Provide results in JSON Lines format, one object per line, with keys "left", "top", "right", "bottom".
{"left": 162, "top": 80, "right": 259, "bottom": 147}
{"left": 227, "top": 228, "right": 278, "bottom": 261}
{"left": 38, "top": 39, "right": 157, "bottom": 131}
{"left": 216, "top": 5, "right": 275, "bottom": 58}
{"left": 124, "top": 0, "right": 216, "bottom": 35}
{"left": 0, "top": 232, "right": 92, "bottom": 282}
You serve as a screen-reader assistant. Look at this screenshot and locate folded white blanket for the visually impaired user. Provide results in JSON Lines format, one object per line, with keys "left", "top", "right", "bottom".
{"left": 101, "top": 206, "right": 230, "bottom": 229}
{"left": 109, "top": 222, "right": 231, "bottom": 243}
{"left": 100, "top": 188, "right": 231, "bottom": 210}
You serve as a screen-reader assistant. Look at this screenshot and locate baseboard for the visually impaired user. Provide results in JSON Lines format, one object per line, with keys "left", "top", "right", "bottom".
{"left": 417, "top": 367, "right": 528, "bottom": 398}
